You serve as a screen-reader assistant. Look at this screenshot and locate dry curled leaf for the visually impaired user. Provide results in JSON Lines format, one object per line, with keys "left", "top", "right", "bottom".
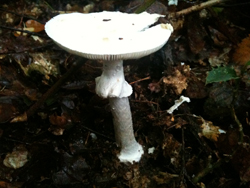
{"left": 199, "top": 118, "right": 225, "bottom": 142}
{"left": 13, "top": 20, "right": 44, "bottom": 37}
{"left": 49, "top": 113, "right": 72, "bottom": 135}
{"left": 233, "top": 34, "right": 250, "bottom": 65}
{"left": 3, "top": 145, "right": 28, "bottom": 169}
{"left": 25, "top": 20, "right": 44, "bottom": 32}
{"left": 10, "top": 112, "right": 27, "bottom": 123}
{"left": 15, "top": 53, "right": 59, "bottom": 79}
{"left": 163, "top": 66, "right": 189, "bottom": 95}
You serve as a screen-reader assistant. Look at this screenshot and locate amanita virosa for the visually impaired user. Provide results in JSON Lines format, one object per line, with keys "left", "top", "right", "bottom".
{"left": 45, "top": 11, "right": 173, "bottom": 163}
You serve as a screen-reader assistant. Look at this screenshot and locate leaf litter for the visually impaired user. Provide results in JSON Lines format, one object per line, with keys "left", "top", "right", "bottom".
{"left": 0, "top": 0, "right": 250, "bottom": 187}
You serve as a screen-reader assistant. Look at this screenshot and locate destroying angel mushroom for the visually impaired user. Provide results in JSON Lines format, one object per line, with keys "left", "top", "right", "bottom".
{"left": 45, "top": 11, "right": 173, "bottom": 163}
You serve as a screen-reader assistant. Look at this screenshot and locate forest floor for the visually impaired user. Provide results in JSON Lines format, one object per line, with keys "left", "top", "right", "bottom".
{"left": 0, "top": 0, "right": 250, "bottom": 187}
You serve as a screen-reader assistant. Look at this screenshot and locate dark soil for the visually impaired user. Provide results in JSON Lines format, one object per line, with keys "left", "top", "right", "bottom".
{"left": 0, "top": 0, "right": 250, "bottom": 187}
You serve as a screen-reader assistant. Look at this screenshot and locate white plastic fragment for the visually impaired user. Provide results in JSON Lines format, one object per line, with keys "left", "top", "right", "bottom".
{"left": 167, "top": 95, "right": 190, "bottom": 114}
{"left": 148, "top": 147, "right": 155, "bottom": 154}
{"left": 219, "top": 129, "right": 226, "bottom": 134}
{"left": 90, "top": 133, "right": 97, "bottom": 140}
{"left": 168, "top": 0, "right": 178, "bottom": 6}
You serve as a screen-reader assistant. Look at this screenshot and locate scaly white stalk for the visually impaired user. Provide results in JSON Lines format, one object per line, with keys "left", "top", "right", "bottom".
{"left": 109, "top": 97, "right": 144, "bottom": 163}
{"left": 96, "top": 60, "right": 143, "bottom": 163}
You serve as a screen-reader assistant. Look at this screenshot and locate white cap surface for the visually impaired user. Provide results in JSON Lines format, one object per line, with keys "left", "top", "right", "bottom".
{"left": 45, "top": 11, "right": 173, "bottom": 60}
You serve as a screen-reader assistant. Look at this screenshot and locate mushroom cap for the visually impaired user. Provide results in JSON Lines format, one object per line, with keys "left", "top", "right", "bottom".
{"left": 45, "top": 11, "right": 173, "bottom": 60}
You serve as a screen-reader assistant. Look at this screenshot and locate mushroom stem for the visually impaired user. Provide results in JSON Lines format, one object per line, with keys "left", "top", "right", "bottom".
{"left": 109, "top": 97, "right": 144, "bottom": 163}
{"left": 96, "top": 60, "right": 143, "bottom": 163}
{"left": 95, "top": 60, "right": 132, "bottom": 98}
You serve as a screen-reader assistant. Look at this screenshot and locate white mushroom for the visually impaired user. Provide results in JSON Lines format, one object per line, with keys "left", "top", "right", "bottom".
{"left": 45, "top": 11, "right": 173, "bottom": 163}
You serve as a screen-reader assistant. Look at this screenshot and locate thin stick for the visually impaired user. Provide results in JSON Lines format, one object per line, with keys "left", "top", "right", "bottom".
{"left": 192, "top": 158, "right": 222, "bottom": 183}
{"left": 81, "top": 125, "right": 114, "bottom": 141}
{"left": 0, "top": 25, "right": 47, "bottom": 37}
{"left": 129, "top": 76, "right": 150, "bottom": 85}
{"left": 231, "top": 107, "right": 244, "bottom": 144}
{"left": 181, "top": 127, "right": 186, "bottom": 180}
{"left": 169, "top": 0, "right": 227, "bottom": 18}
{"left": 130, "top": 100, "right": 158, "bottom": 105}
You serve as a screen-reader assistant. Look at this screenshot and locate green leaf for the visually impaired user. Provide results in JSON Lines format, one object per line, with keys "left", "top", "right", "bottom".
{"left": 245, "top": 61, "right": 250, "bottom": 67}
{"left": 206, "top": 66, "right": 239, "bottom": 85}
{"left": 212, "top": 7, "right": 224, "bottom": 14}
{"left": 134, "top": 0, "right": 156, "bottom": 13}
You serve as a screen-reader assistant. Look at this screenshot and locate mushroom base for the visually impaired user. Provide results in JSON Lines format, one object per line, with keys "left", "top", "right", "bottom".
{"left": 109, "top": 97, "right": 144, "bottom": 163}
{"left": 95, "top": 60, "right": 132, "bottom": 98}
{"left": 118, "top": 140, "right": 144, "bottom": 163}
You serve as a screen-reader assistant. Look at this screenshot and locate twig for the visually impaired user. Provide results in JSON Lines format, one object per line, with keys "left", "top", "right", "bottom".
{"left": 219, "top": 1, "right": 250, "bottom": 7}
{"left": 27, "top": 58, "right": 84, "bottom": 117}
{"left": 129, "top": 76, "right": 151, "bottom": 85}
{"left": 0, "top": 25, "right": 48, "bottom": 37}
{"left": 192, "top": 158, "right": 222, "bottom": 183}
{"left": 231, "top": 107, "right": 244, "bottom": 144}
{"left": 81, "top": 125, "right": 114, "bottom": 141}
{"left": 169, "top": 0, "right": 228, "bottom": 19}
{"left": 84, "top": 63, "right": 102, "bottom": 70}
{"left": 181, "top": 127, "right": 198, "bottom": 187}
{"left": 130, "top": 100, "right": 158, "bottom": 105}
{"left": 180, "top": 127, "right": 186, "bottom": 182}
